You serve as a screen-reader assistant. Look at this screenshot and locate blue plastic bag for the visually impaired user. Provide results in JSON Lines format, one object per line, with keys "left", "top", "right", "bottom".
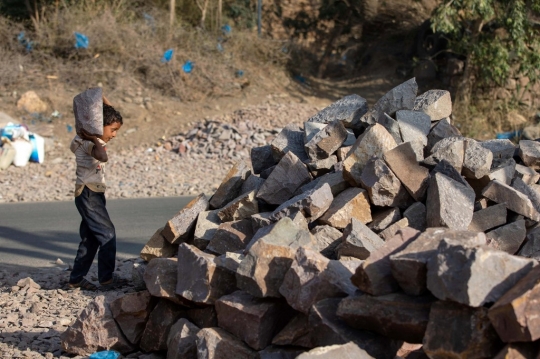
{"left": 182, "top": 61, "right": 193, "bottom": 73}
{"left": 74, "top": 32, "right": 89, "bottom": 49}
{"left": 221, "top": 24, "right": 232, "bottom": 35}
{"left": 17, "top": 32, "right": 33, "bottom": 52}
{"left": 161, "top": 49, "right": 174, "bottom": 63}
{"left": 235, "top": 70, "right": 244, "bottom": 77}
{"left": 89, "top": 351, "right": 120, "bottom": 359}
{"left": 496, "top": 130, "right": 522, "bottom": 140}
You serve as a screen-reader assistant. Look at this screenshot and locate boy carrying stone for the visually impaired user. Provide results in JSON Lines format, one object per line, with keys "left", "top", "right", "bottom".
{"left": 67, "top": 95, "right": 128, "bottom": 291}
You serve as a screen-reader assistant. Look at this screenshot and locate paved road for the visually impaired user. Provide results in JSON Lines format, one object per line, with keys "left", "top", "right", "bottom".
{"left": 0, "top": 196, "right": 194, "bottom": 270}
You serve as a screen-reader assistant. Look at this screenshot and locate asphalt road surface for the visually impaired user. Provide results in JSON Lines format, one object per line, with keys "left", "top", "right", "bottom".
{"left": 0, "top": 196, "right": 195, "bottom": 271}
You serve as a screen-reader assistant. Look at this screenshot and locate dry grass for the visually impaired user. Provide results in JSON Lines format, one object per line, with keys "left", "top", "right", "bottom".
{"left": 0, "top": 0, "right": 289, "bottom": 100}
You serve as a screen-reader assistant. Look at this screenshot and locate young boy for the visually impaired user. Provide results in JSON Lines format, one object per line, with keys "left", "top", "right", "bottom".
{"left": 67, "top": 99, "right": 128, "bottom": 291}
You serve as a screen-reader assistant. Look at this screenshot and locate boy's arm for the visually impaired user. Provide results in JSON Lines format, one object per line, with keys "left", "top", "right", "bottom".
{"left": 79, "top": 129, "right": 108, "bottom": 162}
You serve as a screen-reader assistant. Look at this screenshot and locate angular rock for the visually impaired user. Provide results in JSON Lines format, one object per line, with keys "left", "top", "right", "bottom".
{"left": 167, "top": 318, "right": 199, "bottom": 359}
{"left": 390, "top": 228, "right": 487, "bottom": 295}
{"left": 186, "top": 306, "right": 218, "bottom": 329}
{"left": 110, "top": 290, "right": 156, "bottom": 345}
{"left": 337, "top": 292, "right": 436, "bottom": 343}
{"left": 194, "top": 210, "right": 221, "bottom": 250}
{"left": 384, "top": 142, "right": 429, "bottom": 201}
{"left": 251, "top": 145, "right": 276, "bottom": 175}
{"left": 413, "top": 89, "right": 452, "bottom": 122}
{"left": 489, "top": 265, "right": 540, "bottom": 342}
{"left": 351, "top": 227, "right": 420, "bottom": 295}
{"left": 486, "top": 220, "right": 527, "bottom": 254}
{"left": 318, "top": 187, "right": 372, "bottom": 229}
{"left": 271, "top": 123, "right": 309, "bottom": 163}
{"left": 423, "top": 301, "right": 503, "bottom": 358}
{"left": 462, "top": 138, "right": 494, "bottom": 179}
{"left": 336, "top": 218, "right": 385, "bottom": 260}
{"left": 206, "top": 219, "right": 254, "bottom": 255}
{"left": 426, "top": 172, "right": 475, "bottom": 229}
{"left": 423, "top": 138, "right": 465, "bottom": 173}
{"left": 426, "top": 238, "right": 536, "bottom": 307}
{"left": 359, "top": 158, "right": 412, "bottom": 208}
{"left": 240, "top": 174, "right": 265, "bottom": 195}
{"left": 132, "top": 259, "right": 147, "bottom": 291}
{"left": 260, "top": 165, "right": 276, "bottom": 179}
{"left": 378, "top": 218, "right": 409, "bottom": 241}
{"left": 482, "top": 180, "right": 540, "bottom": 221}
{"left": 493, "top": 343, "right": 540, "bottom": 359}
{"left": 426, "top": 118, "right": 461, "bottom": 153}
{"left": 196, "top": 327, "right": 257, "bottom": 359}
{"left": 468, "top": 203, "right": 507, "bottom": 232}
{"left": 378, "top": 113, "right": 402, "bottom": 144}
{"left": 236, "top": 217, "right": 315, "bottom": 298}
{"left": 269, "top": 183, "right": 333, "bottom": 223}
{"left": 140, "top": 227, "right": 177, "bottom": 261}
{"left": 368, "top": 207, "right": 402, "bottom": 233}
{"left": 304, "top": 122, "right": 327, "bottom": 143}
{"left": 307, "top": 156, "right": 338, "bottom": 177}
{"left": 515, "top": 163, "right": 540, "bottom": 185}
{"left": 61, "top": 296, "right": 134, "bottom": 356}
{"left": 305, "top": 120, "right": 348, "bottom": 161}
{"left": 512, "top": 177, "right": 540, "bottom": 214}
{"left": 215, "top": 252, "right": 244, "bottom": 273}
{"left": 518, "top": 225, "right": 540, "bottom": 259}
{"left": 296, "top": 342, "right": 375, "bottom": 359}
{"left": 480, "top": 139, "right": 516, "bottom": 168}
{"left": 308, "top": 94, "right": 369, "bottom": 130}
{"left": 144, "top": 258, "right": 189, "bottom": 305}
{"left": 139, "top": 299, "right": 187, "bottom": 352}
{"left": 279, "top": 247, "right": 357, "bottom": 314}
{"left": 272, "top": 313, "right": 313, "bottom": 348}
{"left": 343, "top": 124, "right": 398, "bottom": 186}
{"left": 176, "top": 243, "right": 236, "bottom": 304}
{"left": 250, "top": 212, "right": 273, "bottom": 233}
{"left": 396, "top": 110, "right": 431, "bottom": 147}
{"left": 218, "top": 190, "right": 259, "bottom": 222}
{"left": 371, "top": 78, "right": 418, "bottom": 122}
{"left": 215, "top": 291, "right": 291, "bottom": 350}
{"left": 309, "top": 298, "right": 402, "bottom": 359}
{"left": 210, "top": 161, "right": 251, "bottom": 209}
{"left": 311, "top": 225, "right": 343, "bottom": 258}
{"left": 162, "top": 194, "right": 209, "bottom": 244}
{"left": 258, "top": 346, "right": 307, "bottom": 359}
{"left": 403, "top": 202, "right": 427, "bottom": 232}
{"left": 298, "top": 171, "right": 350, "bottom": 197}
{"left": 488, "top": 158, "right": 516, "bottom": 185}
{"left": 256, "top": 151, "right": 312, "bottom": 205}
{"left": 519, "top": 140, "right": 540, "bottom": 170}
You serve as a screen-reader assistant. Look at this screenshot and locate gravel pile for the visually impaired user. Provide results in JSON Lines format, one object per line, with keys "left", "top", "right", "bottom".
{"left": 0, "top": 102, "right": 320, "bottom": 203}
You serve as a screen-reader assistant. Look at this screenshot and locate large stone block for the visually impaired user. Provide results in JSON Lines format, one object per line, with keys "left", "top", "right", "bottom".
{"left": 236, "top": 217, "right": 315, "bottom": 298}
{"left": 426, "top": 238, "right": 536, "bottom": 307}
{"left": 371, "top": 78, "right": 418, "bottom": 122}
{"left": 140, "top": 226, "right": 177, "bottom": 261}
{"left": 256, "top": 151, "right": 312, "bottom": 205}
{"left": 515, "top": 163, "right": 540, "bottom": 185}
{"left": 396, "top": 110, "right": 431, "bottom": 147}
{"left": 271, "top": 123, "right": 309, "bottom": 163}
{"left": 176, "top": 243, "right": 236, "bottom": 304}
{"left": 462, "top": 138, "right": 494, "bottom": 179}
{"left": 217, "top": 190, "right": 259, "bottom": 222}
{"left": 426, "top": 172, "right": 475, "bottom": 229}
{"left": 251, "top": 145, "right": 276, "bottom": 175}
{"left": 480, "top": 139, "right": 516, "bottom": 168}
{"left": 206, "top": 219, "right": 254, "bottom": 255}
{"left": 413, "top": 89, "right": 452, "bottom": 122}
{"left": 519, "top": 140, "right": 540, "bottom": 170}
{"left": 359, "top": 158, "right": 413, "bottom": 208}
{"left": 209, "top": 161, "right": 251, "bottom": 209}
{"left": 61, "top": 296, "right": 134, "bottom": 356}
{"left": 518, "top": 225, "right": 540, "bottom": 260}
{"left": 296, "top": 342, "right": 375, "bottom": 359}
{"left": 423, "top": 301, "right": 503, "bottom": 358}
{"left": 309, "top": 298, "right": 403, "bottom": 359}
{"left": 378, "top": 218, "right": 409, "bottom": 241}
{"left": 403, "top": 202, "right": 427, "bottom": 232}
{"left": 167, "top": 318, "right": 200, "bottom": 359}
{"left": 193, "top": 210, "right": 221, "bottom": 250}
{"left": 279, "top": 247, "right": 357, "bottom": 314}
{"left": 489, "top": 266, "right": 540, "bottom": 343}
{"left": 482, "top": 180, "right": 540, "bottom": 221}
{"left": 423, "top": 138, "right": 465, "bottom": 173}
{"left": 318, "top": 187, "right": 372, "bottom": 229}
{"left": 390, "top": 228, "right": 487, "bottom": 295}
{"left": 272, "top": 313, "right": 313, "bottom": 348}
{"left": 512, "top": 177, "right": 540, "bottom": 214}
{"left": 336, "top": 218, "right": 385, "bottom": 260}
{"left": 351, "top": 227, "right": 420, "bottom": 295}
{"left": 215, "top": 290, "right": 292, "bottom": 350}
{"left": 307, "top": 156, "right": 338, "bottom": 177}
{"left": 307, "top": 94, "right": 369, "bottom": 130}
{"left": 305, "top": 120, "right": 348, "bottom": 161}
{"left": 384, "top": 142, "right": 429, "bottom": 201}
{"left": 468, "top": 203, "right": 507, "bottom": 232}
{"left": 162, "top": 194, "right": 209, "bottom": 244}
{"left": 144, "top": 257, "right": 190, "bottom": 305}
{"left": 310, "top": 224, "right": 343, "bottom": 258}
{"left": 343, "top": 124, "right": 398, "bottom": 186}
{"left": 139, "top": 299, "right": 187, "bottom": 352}
{"left": 110, "top": 290, "right": 156, "bottom": 345}
{"left": 196, "top": 327, "right": 257, "bottom": 359}
{"left": 337, "top": 292, "right": 436, "bottom": 343}
{"left": 269, "top": 183, "right": 333, "bottom": 223}
{"left": 426, "top": 118, "right": 461, "bottom": 153}
{"left": 486, "top": 220, "right": 527, "bottom": 254}
{"left": 298, "top": 171, "right": 350, "bottom": 197}
{"left": 368, "top": 207, "right": 402, "bottom": 233}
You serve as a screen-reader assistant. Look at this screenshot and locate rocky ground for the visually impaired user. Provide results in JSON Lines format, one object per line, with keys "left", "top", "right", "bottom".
{"left": 1, "top": 101, "right": 320, "bottom": 203}
{"left": 0, "top": 259, "right": 143, "bottom": 359}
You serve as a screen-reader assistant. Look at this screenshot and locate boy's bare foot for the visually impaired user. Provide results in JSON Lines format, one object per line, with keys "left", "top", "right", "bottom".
{"left": 66, "top": 278, "right": 98, "bottom": 291}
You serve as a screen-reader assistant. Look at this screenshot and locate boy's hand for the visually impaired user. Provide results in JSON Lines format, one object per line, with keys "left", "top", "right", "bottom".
{"left": 79, "top": 129, "right": 99, "bottom": 141}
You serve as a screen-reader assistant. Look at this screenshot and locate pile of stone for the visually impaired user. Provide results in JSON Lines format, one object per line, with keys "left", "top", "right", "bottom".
{"left": 60, "top": 78, "right": 540, "bottom": 359}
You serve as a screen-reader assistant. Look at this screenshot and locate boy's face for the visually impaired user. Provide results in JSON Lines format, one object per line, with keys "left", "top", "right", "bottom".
{"left": 100, "top": 122, "right": 122, "bottom": 143}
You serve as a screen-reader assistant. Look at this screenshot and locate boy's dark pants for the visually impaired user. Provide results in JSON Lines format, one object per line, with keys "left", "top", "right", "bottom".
{"left": 69, "top": 186, "right": 116, "bottom": 284}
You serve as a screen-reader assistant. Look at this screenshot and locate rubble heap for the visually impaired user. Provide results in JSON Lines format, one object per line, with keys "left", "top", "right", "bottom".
{"left": 61, "top": 78, "right": 540, "bottom": 359}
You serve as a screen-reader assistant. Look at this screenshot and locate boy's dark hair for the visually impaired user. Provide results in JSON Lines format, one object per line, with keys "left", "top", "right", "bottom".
{"left": 103, "top": 104, "right": 123, "bottom": 126}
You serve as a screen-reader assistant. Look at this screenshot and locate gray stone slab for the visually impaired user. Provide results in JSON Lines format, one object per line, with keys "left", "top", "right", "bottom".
{"left": 413, "top": 89, "right": 452, "bottom": 122}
